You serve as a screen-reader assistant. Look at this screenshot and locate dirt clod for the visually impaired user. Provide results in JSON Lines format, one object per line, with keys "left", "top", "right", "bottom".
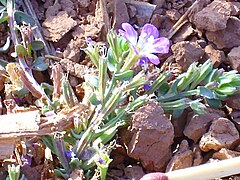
{"left": 184, "top": 108, "right": 225, "bottom": 143}
{"left": 199, "top": 118, "right": 240, "bottom": 152}
{"left": 42, "top": 11, "right": 77, "bottom": 42}
{"left": 206, "top": 17, "right": 240, "bottom": 49}
{"left": 171, "top": 41, "right": 205, "bottom": 71}
{"left": 123, "top": 100, "right": 174, "bottom": 171}
{"left": 212, "top": 148, "right": 240, "bottom": 160}
{"left": 166, "top": 140, "right": 193, "bottom": 172}
{"left": 193, "top": 0, "right": 232, "bottom": 32}
{"left": 228, "top": 46, "right": 240, "bottom": 72}
{"left": 204, "top": 44, "right": 226, "bottom": 67}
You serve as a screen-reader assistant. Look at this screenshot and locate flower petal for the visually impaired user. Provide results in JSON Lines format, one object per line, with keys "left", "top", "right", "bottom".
{"left": 138, "top": 57, "right": 149, "bottom": 65}
{"left": 119, "top": 23, "right": 138, "bottom": 45}
{"left": 141, "top": 24, "right": 159, "bottom": 39}
{"left": 145, "top": 53, "right": 160, "bottom": 65}
{"left": 149, "top": 37, "right": 170, "bottom": 54}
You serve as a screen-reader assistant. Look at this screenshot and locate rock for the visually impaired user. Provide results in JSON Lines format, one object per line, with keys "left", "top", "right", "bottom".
{"left": 136, "top": 15, "right": 149, "bottom": 27}
{"left": 166, "top": 140, "right": 193, "bottom": 172}
{"left": 199, "top": 118, "right": 239, "bottom": 152}
{"left": 124, "top": 165, "right": 145, "bottom": 180}
{"left": 171, "top": 110, "right": 188, "bottom": 137}
{"left": 42, "top": 11, "right": 77, "bottom": 42}
{"left": 152, "top": 0, "right": 165, "bottom": 8}
{"left": 172, "top": 23, "right": 195, "bottom": 43}
{"left": 79, "top": 0, "right": 91, "bottom": 8}
{"left": 212, "top": 148, "right": 240, "bottom": 160}
{"left": 59, "top": 0, "right": 76, "bottom": 17}
{"left": 150, "top": 14, "right": 164, "bottom": 29}
{"left": 228, "top": 46, "right": 240, "bottom": 72}
{"left": 206, "top": 17, "right": 240, "bottom": 49}
{"left": 205, "top": 44, "right": 226, "bottom": 67}
{"left": 60, "top": 58, "right": 95, "bottom": 79}
{"left": 231, "top": 2, "right": 240, "bottom": 16}
{"left": 63, "top": 37, "right": 85, "bottom": 63}
{"left": 166, "top": 9, "right": 181, "bottom": 22}
{"left": 193, "top": 0, "right": 232, "bottom": 32}
{"left": 226, "top": 92, "right": 240, "bottom": 110}
{"left": 127, "top": 5, "right": 137, "bottom": 18}
{"left": 113, "top": 0, "right": 129, "bottom": 29}
{"left": 192, "top": 145, "right": 203, "bottom": 166}
{"left": 230, "top": 110, "right": 240, "bottom": 131}
{"left": 171, "top": 41, "right": 204, "bottom": 71}
{"left": 123, "top": 100, "right": 174, "bottom": 171}
{"left": 183, "top": 108, "right": 225, "bottom": 142}
{"left": 45, "top": 1, "right": 61, "bottom": 18}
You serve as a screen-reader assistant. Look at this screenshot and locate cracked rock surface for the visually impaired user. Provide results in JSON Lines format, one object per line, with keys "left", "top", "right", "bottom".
{"left": 122, "top": 100, "right": 174, "bottom": 171}
{"left": 199, "top": 118, "right": 239, "bottom": 152}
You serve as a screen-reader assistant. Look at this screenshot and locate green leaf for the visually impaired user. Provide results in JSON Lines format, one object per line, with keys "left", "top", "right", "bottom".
{"left": 41, "top": 82, "right": 54, "bottom": 95}
{"left": 205, "top": 98, "right": 222, "bottom": 108}
{"left": 107, "top": 48, "right": 116, "bottom": 72}
{"left": 32, "top": 56, "right": 48, "bottom": 71}
{"left": 69, "top": 158, "right": 81, "bottom": 170}
{"left": 89, "top": 93, "right": 101, "bottom": 105}
{"left": 54, "top": 169, "right": 69, "bottom": 179}
{"left": 41, "top": 136, "right": 56, "bottom": 154}
{"left": 0, "top": 58, "right": 8, "bottom": 67}
{"left": 115, "top": 70, "right": 133, "bottom": 80}
{"left": 87, "top": 75, "right": 99, "bottom": 88}
{"left": 14, "top": 10, "right": 35, "bottom": 26}
{"left": 190, "top": 101, "right": 206, "bottom": 114}
{"left": 31, "top": 40, "right": 44, "bottom": 51}
{"left": 0, "top": 6, "right": 5, "bottom": 13}
{"left": 0, "top": 0, "right": 6, "bottom": 6}
{"left": 198, "top": 86, "right": 214, "bottom": 99}
{"left": 216, "top": 86, "right": 237, "bottom": 95}
{"left": 0, "top": 11, "right": 8, "bottom": 23}
{"left": 15, "top": 44, "right": 26, "bottom": 58}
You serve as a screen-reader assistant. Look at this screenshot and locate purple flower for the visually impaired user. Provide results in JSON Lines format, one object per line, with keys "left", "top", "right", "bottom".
{"left": 119, "top": 23, "right": 170, "bottom": 65}
{"left": 143, "top": 84, "right": 151, "bottom": 91}
{"left": 21, "top": 155, "right": 32, "bottom": 166}
{"left": 65, "top": 151, "right": 76, "bottom": 159}
{"left": 98, "top": 157, "right": 105, "bottom": 165}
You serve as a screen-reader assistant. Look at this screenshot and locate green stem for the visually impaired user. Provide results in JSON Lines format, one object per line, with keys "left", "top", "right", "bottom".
{"left": 158, "top": 89, "right": 199, "bottom": 102}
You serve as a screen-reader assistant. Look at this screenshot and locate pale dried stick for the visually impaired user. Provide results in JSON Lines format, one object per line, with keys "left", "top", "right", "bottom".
{"left": 167, "top": 0, "right": 203, "bottom": 39}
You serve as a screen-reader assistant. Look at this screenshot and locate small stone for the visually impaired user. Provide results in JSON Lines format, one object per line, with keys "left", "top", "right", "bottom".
{"left": 166, "top": 9, "right": 181, "bottom": 22}
{"left": 43, "top": 11, "right": 77, "bottom": 42}
{"left": 192, "top": 145, "right": 203, "bottom": 166}
{"left": 59, "top": 0, "right": 76, "bottom": 17}
{"left": 193, "top": 0, "right": 232, "bottom": 32}
{"left": 79, "top": 0, "right": 91, "bottom": 8}
{"left": 123, "top": 100, "right": 174, "bottom": 171}
{"left": 171, "top": 41, "right": 204, "bottom": 71}
{"left": 206, "top": 17, "right": 240, "bottom": 49}
{"left": 136, "top": 15, "right": 149, "bottom": 27}
{"left": 113, "top": 0, "right": 129, "bottom": 29}
{"left": 172, "top": 23, "right": 195, "bottom": 43}
{"left": 166, "top": 140, "right": 193, "bottom": 172}
{"left": 150, "top": 14, "right": 164, "bottom": 29}
{"left": 212, "top": 148, "right": 240, "bottom": 160}
{"left": 228, "top": 46, "right": 240, "bottom": 72}
{"left": 226, "top": 92, "right": 240, "bottom": 110}
{"left": 127, "top": 4, "right": 137, "bottom": 18}
{"left": 199, "top": 118, "right": 239, "bottom": 152}
{"left": 205, "top": 44, "right": 226, "bottom": 67}
{"left": 124, "top": 165, "right": 145, "bottom": 180}
{"left": 152, "top": 0, "right": 165, "bottom": 8}
{"left": 184, "top": 108, "right": 225, "bottom": 142}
